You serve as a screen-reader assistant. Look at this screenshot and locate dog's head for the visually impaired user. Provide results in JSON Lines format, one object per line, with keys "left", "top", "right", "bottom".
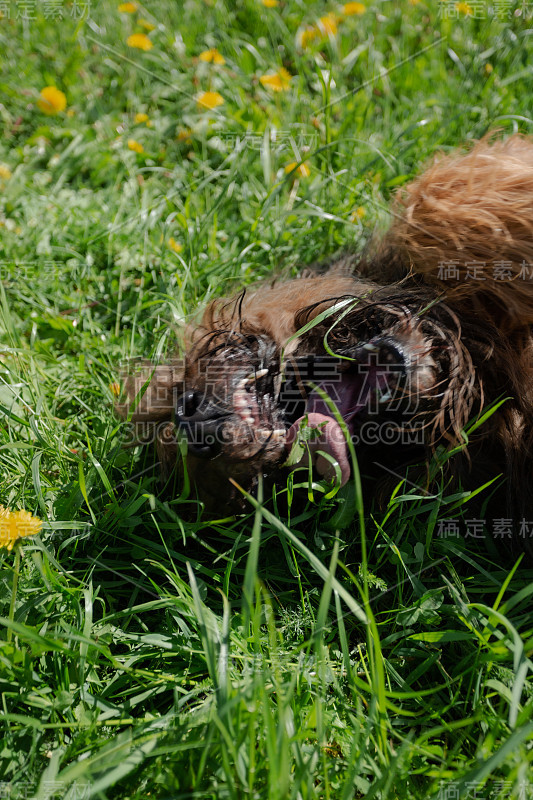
{"left": 135, "top": 284, "right": 491, "bottom": 513}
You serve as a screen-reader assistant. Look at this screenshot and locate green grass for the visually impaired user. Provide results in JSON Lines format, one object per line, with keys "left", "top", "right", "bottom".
{"left": 1, "top": 0, "right": 533, "bottom": 797}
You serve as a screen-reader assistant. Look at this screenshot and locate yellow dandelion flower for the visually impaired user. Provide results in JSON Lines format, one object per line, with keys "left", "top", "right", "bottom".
{"left": 199, "top": 47, "right": 226, "bottom": 65}
{"left": 37, "top": 86, "right": 67, "bottom": 115}
{"left": 342, "top": 2, "right": 365, "bottom": 14}
{"left": 297, "top": 26, "right": 319, "bottom": 48}
{"left": 127, "top": 33, "right": 153, "bottom": 50}
{"left": 0, "top": 506, "right": 42, "bottom": 552}
{"left": 168, "top": 237, "right": 183, "bottom": 253}
{"left": 118, "top": 1, "right": 137, "bottom": 11}
{"left": 139, "top": 18, "right": 156, "bottom": 30}
{"left": 128, "top": 139, "right": 144, "bottom": 153}
{"left": 317, "top": 14, "right": 338, "bottom": 36}
{"left": 177, "top": 128, "right": 193, "bottom": 142}
{"left": 455, "top": 1, "right": 472, "bottom": 13}
{"left": 259, "top": 67, "right": 292, "bottom": 92}
{"left": 350, "top": 206, "right": 365, "bottom": 221}
{"left": 408, "top": 0, "right": 421, "bottom": 4}
{"left": 134, "top": 112, "right": 149, "bottom": 124}
{"left": 261, "top": 0, "right": 279, "bottom": 6}
{"left": 109, "top": 382, "right": 121, "bottom": 397}
{"left": 285, "top": 161, "right": 311, "bottom": 178}
{"left": 197, "top": 91, "right": 224, "bottom": 109}
{"left": 484, "top": 63, "right": 493, "bottom": 75}
{"left": 0, "top": 165, "right": 12, "bottom": 181}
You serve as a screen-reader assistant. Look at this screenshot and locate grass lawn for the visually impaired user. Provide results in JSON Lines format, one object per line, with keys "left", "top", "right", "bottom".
{"left": 1, "top": 0, "right": 533, "bottom": 797}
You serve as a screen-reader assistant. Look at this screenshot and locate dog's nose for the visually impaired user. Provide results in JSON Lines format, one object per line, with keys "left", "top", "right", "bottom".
{"left": 175, "top": 390, "right": 224, "bottom": 458}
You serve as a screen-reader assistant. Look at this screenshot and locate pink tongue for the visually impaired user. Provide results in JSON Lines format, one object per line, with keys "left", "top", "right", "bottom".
{"left": 286, "top": 412, "right": 351, "bottom": 487}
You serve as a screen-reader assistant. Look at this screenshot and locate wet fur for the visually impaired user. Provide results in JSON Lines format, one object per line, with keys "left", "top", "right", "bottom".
{"left": 119, "top": 135, "right": 533, "bottom": 547}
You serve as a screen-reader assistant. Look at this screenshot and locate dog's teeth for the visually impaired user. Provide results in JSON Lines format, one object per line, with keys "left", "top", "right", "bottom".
{"left": 247, "top": 368, "right": 269, "bottom": 381}
{"left": 363, "top": 343, "right": 379, "bottom": 352}
{"left": 234, "top": 391, "right": 248, "bottom": 408}
{"left": 237, "top": 408, "right": 254, "bottom": 425}
{"left": 236, "top": 368, "right": 268, "bottom": 390}
{"left": 255, "top": 427, "right": 285, "bottom": 442}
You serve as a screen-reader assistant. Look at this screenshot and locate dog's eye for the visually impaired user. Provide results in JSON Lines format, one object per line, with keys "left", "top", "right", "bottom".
{"left": 379, "top": 340, "right": 406, "bottom": 367}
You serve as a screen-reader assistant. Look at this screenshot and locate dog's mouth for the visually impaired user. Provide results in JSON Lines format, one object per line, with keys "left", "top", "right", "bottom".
{"left": 281, "top": 337, "right": 412, "bottom": 486}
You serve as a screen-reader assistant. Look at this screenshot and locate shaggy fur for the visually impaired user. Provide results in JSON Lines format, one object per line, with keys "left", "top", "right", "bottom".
{"left": 119, "top": 135, "right": 533, "bottom": 552}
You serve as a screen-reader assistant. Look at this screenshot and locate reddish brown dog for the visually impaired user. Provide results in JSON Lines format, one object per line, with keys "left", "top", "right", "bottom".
{"left": 120, "top": 136, "right": 533, "bottom": 544}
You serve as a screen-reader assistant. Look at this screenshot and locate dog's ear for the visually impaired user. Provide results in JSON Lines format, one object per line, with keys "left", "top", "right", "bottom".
{"left": 387, "top": 135, "right": 533, "bottom": 331}
{"left": 115, "top": 360, "right": 183, "bottom": 422}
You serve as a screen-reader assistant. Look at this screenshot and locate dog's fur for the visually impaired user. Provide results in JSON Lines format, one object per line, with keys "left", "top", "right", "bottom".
{"left": 119, "top": 135, "right": 533, "bottom": 549}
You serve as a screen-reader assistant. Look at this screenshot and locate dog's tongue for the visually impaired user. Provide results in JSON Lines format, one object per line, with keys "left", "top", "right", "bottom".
{"left": 286, "top": 412, "right": 350, "bottom": 486}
